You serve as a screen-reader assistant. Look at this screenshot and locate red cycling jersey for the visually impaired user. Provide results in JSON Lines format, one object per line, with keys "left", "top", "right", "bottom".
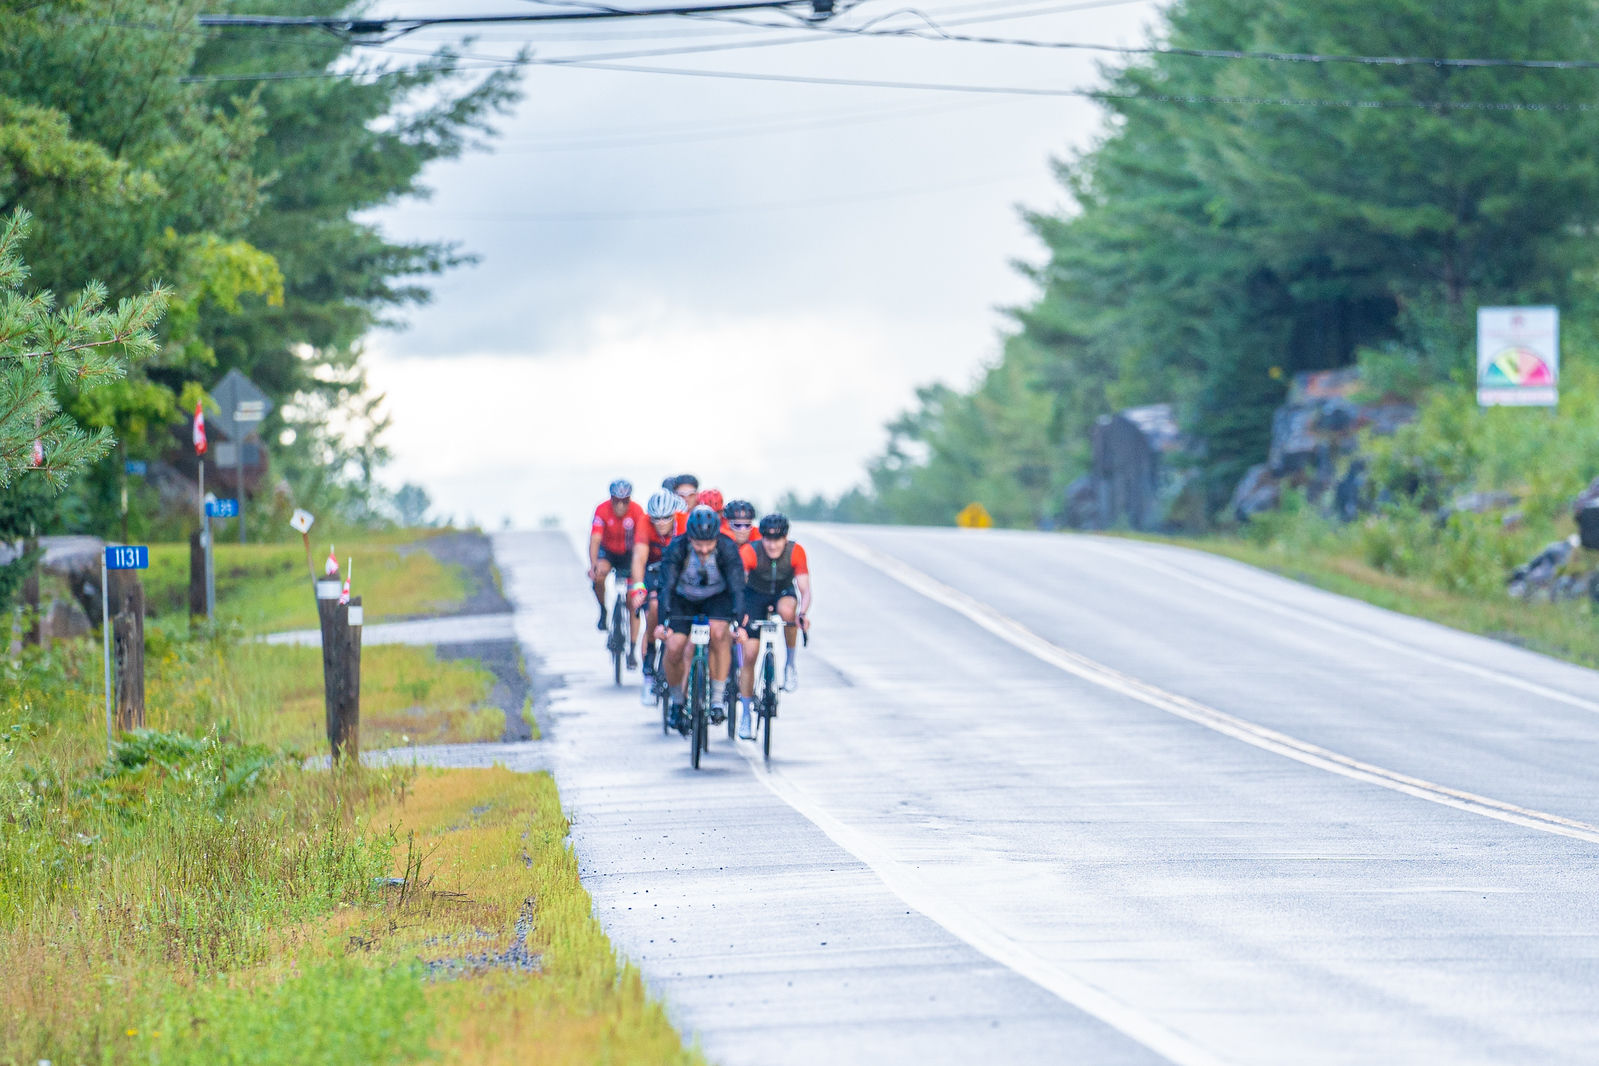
{"left": 591, "top": 500, "right": 647, "bottom": 555}
{"left": 640, "top": 519, "right": 674, "bottom": 564}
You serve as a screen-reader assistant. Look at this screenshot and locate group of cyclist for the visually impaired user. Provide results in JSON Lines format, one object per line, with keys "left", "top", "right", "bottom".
{"left": 587, "top": 475, "right": 812, "bottom": 741}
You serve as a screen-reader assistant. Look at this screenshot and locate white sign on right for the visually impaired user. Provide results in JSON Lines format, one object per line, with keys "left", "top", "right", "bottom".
{"left": 1478, "top": 306, "right": 1559, "bottom": 406}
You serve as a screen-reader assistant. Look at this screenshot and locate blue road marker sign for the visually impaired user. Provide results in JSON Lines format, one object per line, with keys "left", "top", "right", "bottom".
{"left": 105, "top": 545, "right": 149, "bottom": 570}
{"left": 206, "top": 498, "right": 240, "bottom": 518}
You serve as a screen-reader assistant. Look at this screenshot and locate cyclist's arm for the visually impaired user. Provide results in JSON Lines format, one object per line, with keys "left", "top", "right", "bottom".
{"left": 629, "top": 542, "right": 649, "bottom": 587}
{"left": 587, "top": 524, "right": 603, "bottom": 570}
{"left": 722, "top": 539, "right": 747, "bottom": 626}
{"left": 791, "top": 543, "right": 811, "bottom": 624}
{"left": 658, "top": 543, "right": 681, "bottom": 619}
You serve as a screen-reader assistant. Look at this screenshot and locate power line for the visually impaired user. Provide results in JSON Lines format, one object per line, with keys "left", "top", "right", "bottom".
{"left": 744, "top": 14, "right": 1599, "bottom": 70}
{"left": 537, "top": 57, "right": 1599, "bottom": 110}
{"left": 198, "top": 0, "right": 844, "bottom": 43}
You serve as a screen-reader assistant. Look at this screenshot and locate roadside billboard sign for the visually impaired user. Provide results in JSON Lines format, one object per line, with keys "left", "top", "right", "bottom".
{"left": 1478, "top": 306, "right": 1558, "bottom": 407}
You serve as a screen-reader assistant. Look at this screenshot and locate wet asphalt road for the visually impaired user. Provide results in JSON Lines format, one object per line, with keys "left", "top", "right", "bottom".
{"left": 492, "top": 526, "right": 1599, "bottom": 1066}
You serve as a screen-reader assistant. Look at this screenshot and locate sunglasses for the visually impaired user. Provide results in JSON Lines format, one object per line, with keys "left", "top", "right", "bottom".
{"left": 729, "top": 520, "right": 753, "bottom": 530}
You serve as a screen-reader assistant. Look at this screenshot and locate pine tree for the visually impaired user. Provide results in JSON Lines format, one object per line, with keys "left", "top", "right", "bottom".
{"left": 0, "top": 211, "right": 166, "bottom": 490}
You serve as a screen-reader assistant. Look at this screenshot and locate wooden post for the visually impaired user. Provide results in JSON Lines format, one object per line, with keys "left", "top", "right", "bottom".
{"left": 337, "top": 596, "right": 362, "bottom": 761}
{"left": 188, "top": 529, "right": 206, "bottom": 624}
{"left": 315, "top": 576, "right": 367, "bottom": 763}
{"left": 108, "top": 570, "right": 145, "bottom": 731}
{"left": 316, "top": 580, "right": 342, "bottom": 760}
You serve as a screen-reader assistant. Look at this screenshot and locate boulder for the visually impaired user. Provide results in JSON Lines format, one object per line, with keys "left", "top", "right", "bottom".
{"left": 1508, "top": 535, "right": 1580, "bottom": 600}
{"left": 1228, "top": 463, "right": 1281, "bottom": 523}
{"left": 1064, "top": 403, "right": 1201, "bottom": 531}
{"left": 1230, "top": 367, "right": 1415, "bottom": 521}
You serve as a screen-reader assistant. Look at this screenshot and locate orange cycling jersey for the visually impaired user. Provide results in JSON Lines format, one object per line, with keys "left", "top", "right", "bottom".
{"left": 591, "top": 500, "right": 647, "bottom": 555}
{"left": 739, "top": 541, "right": 807, "bottom": 583}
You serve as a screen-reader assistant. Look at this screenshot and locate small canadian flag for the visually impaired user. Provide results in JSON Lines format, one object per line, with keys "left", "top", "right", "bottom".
{"left": 193, "top": 402, "right": 207, "bottom": 456}
{"left": 338, "top": 557, "right": 353, "bottom": 605}
{"left": 325, "top": 545, "right": 339, "bottom": 577}
{"left": 29, "top": 439, "right": 43, "bottom": 468}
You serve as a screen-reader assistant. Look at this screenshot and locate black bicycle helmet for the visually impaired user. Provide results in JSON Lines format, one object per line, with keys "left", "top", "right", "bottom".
{"left": 661, "top": 475, "right": 680, "bottom": 491}
{"left": 724, "top": 499, "right": 756, "bottom": 521}
{"left": 685, "top": 505, "right": 720, "bottom": 540}
{"left": 677, "top": 473, "right": 699, "bottom": 490}
{"left": 758, "top": 512, "right": 790, "bottom": 538}
{"left": 608, "top": 478, "right": 633, "bottom": 500}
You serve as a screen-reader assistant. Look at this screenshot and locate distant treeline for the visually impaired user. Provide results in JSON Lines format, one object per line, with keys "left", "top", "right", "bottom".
{"left": 787, "top": 0, "right": 1599, "bottom": 527}
{"left": 0, "top": 0, "right": 519, "bottom": 536}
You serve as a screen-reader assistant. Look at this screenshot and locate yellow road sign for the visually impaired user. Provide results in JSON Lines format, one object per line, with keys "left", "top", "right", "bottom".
{"left": 956, "top": 502, "right": 993, "bottom": 528}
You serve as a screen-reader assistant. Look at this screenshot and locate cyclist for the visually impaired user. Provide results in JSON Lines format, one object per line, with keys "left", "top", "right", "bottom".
{"left": 671, "top": 475, "right": 700, "bottom": 534}
{"left": 736, "top": 512, "right": 810, "bottom": 737}
{"left": 588, "top": 480, "right": 646, "bottom": 662}
{"left": 630, "top": 489, "right": 680, "bottom": 696}
{"left": 723, "top": 499, "right": 759, "bottom": 545}
{"left": 656, "top": 505, "right": 746, "bottom": 732}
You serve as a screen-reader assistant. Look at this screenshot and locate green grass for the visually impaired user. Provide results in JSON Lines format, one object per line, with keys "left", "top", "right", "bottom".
{"left": 141, "top": 531, "right": 468, "bottom": 635}
{"left": 1149, "top": 533, "right": 1599, "bottom": 671}
{"left": 0, "top": 637, "right": 696, "bottom": 1065}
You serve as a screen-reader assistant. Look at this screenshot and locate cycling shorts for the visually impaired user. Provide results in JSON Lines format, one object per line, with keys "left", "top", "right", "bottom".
{"left": 666, "top": 590, "right": 736, "bottom": 633}
{"left": 742, "top": 587, "right": 796, "bottom": 627}
{"left": 599, "top": 547, "right": 631, "bottom": 574}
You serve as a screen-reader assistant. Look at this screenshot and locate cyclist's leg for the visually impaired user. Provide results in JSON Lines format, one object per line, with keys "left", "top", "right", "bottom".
{"left": 664, "top": 626, "right": 689, "bottom": 690}
{"left": 625, "top": 587, "right": 640, "bottom": 668}
{"left": 777, "top": 592, "right": 800, "bottom": 688}
{"left": 591, "top": 557, "right": 613, "bottom": 625}
{"left": 642, "top": 592, "right": 660, "bottom": 671}
{"left": 738, "top": 633, "right": 759, "bottom": 697}
{"left": 708, "top": 619, "right": 733, "bottom": 712}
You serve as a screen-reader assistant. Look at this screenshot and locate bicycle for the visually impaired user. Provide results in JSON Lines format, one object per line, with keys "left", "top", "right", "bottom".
{"left": 724, "top": 642, "right": 742, "bottom": 740}
{"left": 648, "top": 639, "right": 671, "bottom": 733}
{"left": 746, "top": 610, "right": 791, "bottom": 764}
{"left": 685, "top": 616, "right": 712, "bottom": 769}
{"left": 605, "top": 571, "right": 631, "bottom": 685}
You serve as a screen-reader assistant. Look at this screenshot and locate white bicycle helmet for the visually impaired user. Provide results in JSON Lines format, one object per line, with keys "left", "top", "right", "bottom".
{"left": 646, "top": 490, "right": 679, "bottom": 519}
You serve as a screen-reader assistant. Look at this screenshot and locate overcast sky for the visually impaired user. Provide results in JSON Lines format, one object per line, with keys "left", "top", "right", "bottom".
{"left": 363, "top": 0, "right": 1163, "bottom": 531}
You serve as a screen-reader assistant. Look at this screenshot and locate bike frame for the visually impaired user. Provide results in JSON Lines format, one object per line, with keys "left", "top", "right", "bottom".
{"left": 747, "top": 609, "right": 787, "bottom": 762}
{"left": 688, "top": 618, "right": 711, "bottom": 769}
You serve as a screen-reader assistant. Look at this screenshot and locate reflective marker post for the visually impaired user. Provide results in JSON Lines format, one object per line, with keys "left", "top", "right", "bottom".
{"left": 101, "top": 555, "right": 110, "bottom": 756}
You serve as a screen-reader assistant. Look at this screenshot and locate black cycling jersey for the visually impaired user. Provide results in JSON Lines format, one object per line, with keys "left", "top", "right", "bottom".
{"left": 659, "top": 533, "right": 746, "bottom": 621}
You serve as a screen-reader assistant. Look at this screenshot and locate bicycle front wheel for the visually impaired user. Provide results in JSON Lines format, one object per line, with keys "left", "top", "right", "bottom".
{"left": 611, "top": 597, "right": 628, "bottom": 685}
{"left": 762, "top": 699, "right": 773, "bottom": 764}
{"left": 688, "top": 656, "right": 706, "bottom": 769}
{"left": 762, "top": 657, "right": 778, "bottom": 764}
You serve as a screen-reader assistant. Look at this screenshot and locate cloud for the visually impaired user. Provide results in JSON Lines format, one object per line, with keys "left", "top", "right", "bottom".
{"left": 363, "top": 0, "right": 1161, "bottom": 523}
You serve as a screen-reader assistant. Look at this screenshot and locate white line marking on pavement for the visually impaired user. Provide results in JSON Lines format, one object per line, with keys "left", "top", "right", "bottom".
{"left": 809, "top": 527, "right": 1599, "bottom": 846}
{"left": 734, "top": 743, "right": 1232, "bottom": 1066}
{"left": 1071, "top": 536, "right": 1599, "bottom": 718}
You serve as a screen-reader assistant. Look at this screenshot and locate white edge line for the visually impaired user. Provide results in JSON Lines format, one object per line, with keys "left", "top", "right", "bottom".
{"left": 733, "top": 745, "right": 1232, "bottom": 1066}
{"left": 1073, "top": 536, "right": 1599, "bottom": 717}
{"left": 808, "top": 526, "right": 1599, "bottom": 846}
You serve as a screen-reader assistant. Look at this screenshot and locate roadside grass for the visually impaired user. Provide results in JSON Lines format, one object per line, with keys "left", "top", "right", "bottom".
{"left": 141, "top": 530, "right": 467, "bottom": 634}
{"left": 1, "top": 643, "right": 695, "bottom": 1064}
{"left": 141, "top": 636, "right": 505, "bottom": 752}
{"left": 1150, "top": 534, "right": 1599, "bottom": 671}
